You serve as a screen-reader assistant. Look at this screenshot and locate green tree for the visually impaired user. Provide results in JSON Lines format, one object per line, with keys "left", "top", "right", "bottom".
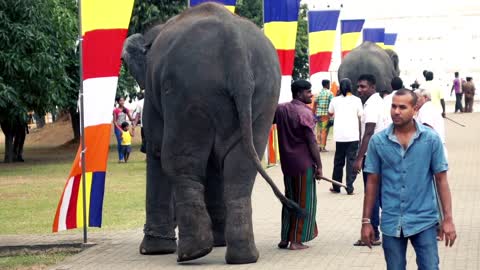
{"left": 117, "top": 0, "right": 187, "bottom": 100}
{"left": 236, "top": 0, "right": 263, "bottom": 27}
{"left": 292, "top": 4, "right": 309, "bottom": 80}
{"left": 0, "top": 0, "right": 79, "bottom": 153}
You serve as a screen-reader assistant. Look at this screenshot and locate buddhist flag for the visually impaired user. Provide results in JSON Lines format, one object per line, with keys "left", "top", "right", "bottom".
{"left": 363, "top": 28, "right": 385, "bottom": 48}
{"left": 384, "top": 33, "right": 398, "bottom": 50}
{"left": 190, "top": 0, "right": 236, "bottom": 13}
{"left": 308, "top": 10, "right": 340, "bottom": 79}
{"left": 264, "top": 0, "right": 301, "bottom": 103}
{"left": 340, "top": 19, "right": 365, "bottom": 59}
{"left": 52, "top": 0, "right": 135, "bottom": 232}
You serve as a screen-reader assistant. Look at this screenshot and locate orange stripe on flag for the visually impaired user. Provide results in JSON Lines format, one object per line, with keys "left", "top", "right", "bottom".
{"left": 68, "top": 124, "right": 112, "bottom": 177}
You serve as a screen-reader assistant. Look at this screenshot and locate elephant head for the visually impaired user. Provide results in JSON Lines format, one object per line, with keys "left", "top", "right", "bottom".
{"left": 384, "top": 49, "right": 400, "bottom": 77}
{"left": 122, "top": 33, "right": 147, "bottom": 89}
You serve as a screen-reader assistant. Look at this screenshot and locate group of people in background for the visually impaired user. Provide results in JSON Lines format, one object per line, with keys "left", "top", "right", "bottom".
{"left": 275, "top": 73, "right": 456, "bottom": 269}
{"left": 112, "top": 93, "right": 145, "bottom": 163}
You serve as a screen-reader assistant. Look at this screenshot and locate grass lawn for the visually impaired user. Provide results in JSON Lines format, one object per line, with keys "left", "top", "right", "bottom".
{"left": 0, "top": 142, "right": 147, "bottom": 235}
{"left": 0, "top": 251, "right": 78, "bottom": 270}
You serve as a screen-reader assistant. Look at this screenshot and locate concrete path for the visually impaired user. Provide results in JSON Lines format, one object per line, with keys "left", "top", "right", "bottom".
{"left": 2, "top": 112, "right": 479, "bottom": 269}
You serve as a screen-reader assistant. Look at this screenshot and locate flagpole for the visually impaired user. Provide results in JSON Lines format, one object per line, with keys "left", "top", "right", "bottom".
{"left": 77, "top": 0, "right": 88, "bottom": 244}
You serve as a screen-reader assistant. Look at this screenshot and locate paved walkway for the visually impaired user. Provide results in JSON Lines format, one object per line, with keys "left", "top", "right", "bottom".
{"left": 1, "top": 112, "right": 479, "bottom": 269}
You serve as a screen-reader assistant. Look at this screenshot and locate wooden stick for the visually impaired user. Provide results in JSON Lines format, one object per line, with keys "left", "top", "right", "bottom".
{"left": 317, "top": 176, "right": 348, "bottom": 188}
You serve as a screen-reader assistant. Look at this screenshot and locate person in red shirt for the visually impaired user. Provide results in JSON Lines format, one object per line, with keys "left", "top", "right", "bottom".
{"left": 113, "top": 96, "right": 133, "bottom": 162}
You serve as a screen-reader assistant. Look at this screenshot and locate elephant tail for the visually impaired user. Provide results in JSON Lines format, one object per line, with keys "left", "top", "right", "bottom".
{"left": 234, "top": 93, "right": 306, "bottom": 218}
{"left": 232, "top": 84, "right": 307, "bottom": 219}
{"left": 225, "top": 22, "right": 306, "bottom": 218}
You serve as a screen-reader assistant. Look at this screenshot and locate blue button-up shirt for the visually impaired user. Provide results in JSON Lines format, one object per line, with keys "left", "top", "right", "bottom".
{"left": 364, "top": 121, "right": 448, "bottom": 237}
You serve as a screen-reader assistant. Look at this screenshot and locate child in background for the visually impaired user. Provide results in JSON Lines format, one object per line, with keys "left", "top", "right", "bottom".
{"left": 120, "top": 121, "right": 134, "bottom": 163}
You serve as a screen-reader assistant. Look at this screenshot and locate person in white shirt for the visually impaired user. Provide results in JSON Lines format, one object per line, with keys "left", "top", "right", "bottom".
{"left": 353, "top": 74, "right": 384, "bottom": 246}
{"left": 415, "top": 88, "right": 448, "bottom": 159}
{"left": 132, "top": 91, "right": 146, "bottom": 154}
{"left": 328, "top": 78, "right": 363, "bottom": 195}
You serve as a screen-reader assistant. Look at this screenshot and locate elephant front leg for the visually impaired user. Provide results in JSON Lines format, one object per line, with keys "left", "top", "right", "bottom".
{"left": 140, "top": 145, "right": 177, "bottom": 255}
{"left": 175, "top": 177, "right": 214, "bottom": 262}
{"left": 223, "top": 145, "right": 259, "bottom": 264}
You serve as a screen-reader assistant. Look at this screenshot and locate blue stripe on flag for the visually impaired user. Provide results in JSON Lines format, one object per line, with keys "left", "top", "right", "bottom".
{"left": 341, "top": 19, "right": 365, "bottom": 34}
{"left": 190, "top": 0, "right": 236, "bottom": 6}
{"left": 363, "top": 28, "right": 385, "bottom": 43}
{"left": 384, "top": 33, "right": 398, "bottom": 45}
{"left": 308, "top": 10, "right": 340, "bottom": 32}
{"left": 264, "top": 0, "right": 301, "bottom": 23}
{"left": 89, "top": 171, "right": 106, "bottom": 227}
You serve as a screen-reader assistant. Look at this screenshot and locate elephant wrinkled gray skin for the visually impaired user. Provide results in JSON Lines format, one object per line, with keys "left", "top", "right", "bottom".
{"left": 122, "top": 3, "right": 304, "bottom": 264}
{"left": 338, "top": 41, "right": 400, "bottom": 96}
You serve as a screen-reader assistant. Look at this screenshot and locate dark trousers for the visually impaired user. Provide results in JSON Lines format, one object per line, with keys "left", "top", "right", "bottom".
{"left": 140, "top": 127, "right": 146, "bottom": 153}
{"left": 332, "top": 141, "right": 359, "bottom": 193}
{"left": 455, "top": 93, "right": 463, "bottom": 112}
{"left": 465, "top": 96, "right": 474, "bottom": 113}
{"left": 363, "top": 157, "right": 381, "bottom": 239}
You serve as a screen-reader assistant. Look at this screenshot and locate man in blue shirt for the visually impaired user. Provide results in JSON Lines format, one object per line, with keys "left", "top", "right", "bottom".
{"left": 360, "top": 89, "right": 456, "bottom": 269}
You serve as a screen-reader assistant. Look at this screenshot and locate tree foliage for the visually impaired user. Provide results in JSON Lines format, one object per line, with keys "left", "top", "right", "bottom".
{"left": 292, "top": 4, "right": 309, "bottom": 80}
{"left": 0, "top": 0, "right": 78, "bottom": 123}
{"left": 236, "top": 0, "right": 263, "bottom": 28}
{"left": 117, "top": 0, "right": 187, "bottom": 100}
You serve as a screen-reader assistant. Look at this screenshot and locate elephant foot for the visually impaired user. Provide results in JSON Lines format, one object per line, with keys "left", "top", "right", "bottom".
{"left": 139, "top": 235, "right": 177, "bottom": 255}
{"left": 225, "top": 244, "right": 259, "bottom": 264}
{"left": 177, "top": 231, "right": 213, "bottom": 262}
{"left": 213, "top": 230, "right": 226, "bottom": 247}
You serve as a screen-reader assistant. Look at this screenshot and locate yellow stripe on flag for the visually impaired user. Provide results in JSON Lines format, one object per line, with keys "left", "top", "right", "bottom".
{"left": 225, "top": 5, "right": 235, "bottom": 13}
{"left": 384, "top": 45, "right": 394, "bottom": 50}
{"left": 76, "top": 172, "right": 93, "bottom": 228}
{"left": 81, "top": 0, "right": 135, "bottom": 35}
{"left": 264, "top": 22, "right": 298, "bottom": 50}
{"left": 309, "top": 30, "right": 336, "bottom": 55}
{"left": 376, "top": 42, "right": 386, "bottom": 49}
{"left": 341, "top": 32, "right": 361, "bottom": 51}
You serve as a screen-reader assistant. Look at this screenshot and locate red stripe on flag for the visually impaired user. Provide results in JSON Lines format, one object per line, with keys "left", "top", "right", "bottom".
{"left": 83, "top": 29, "right": 128, "bottom": 80}
{"left": 277, "top": 50, "right": 295, "bottom": 76}
{"left": 341, "top": 50, "right": 351, "bottom": 59}
{"left": 66, "top": 175, "right": 81, "bottom": 229}
{"left": 310, "top": 51, "right": 333, "bottom": 74}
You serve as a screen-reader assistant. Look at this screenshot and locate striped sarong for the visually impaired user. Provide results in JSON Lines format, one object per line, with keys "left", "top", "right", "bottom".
{"left": 281, "top": 167, "right": 318, "bottom": 243}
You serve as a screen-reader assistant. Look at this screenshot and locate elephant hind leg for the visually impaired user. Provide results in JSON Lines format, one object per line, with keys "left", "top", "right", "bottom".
{"left": 176, "top": 175, "right": 214, "bottom": 262}
{"left": 223, "top": 143, "right": 259, "bottom": 264}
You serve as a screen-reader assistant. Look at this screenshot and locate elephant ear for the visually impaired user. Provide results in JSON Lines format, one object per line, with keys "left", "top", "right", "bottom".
{"left": 122, "top": 33, "right": 147, "bottom": 89}
{"left": 385, "top": 49, "right": 400, "bottom": 76}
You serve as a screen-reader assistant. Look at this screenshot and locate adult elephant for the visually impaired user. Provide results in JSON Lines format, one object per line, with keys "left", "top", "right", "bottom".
{"left": 338, "top": 41, "right": 400, "bottom": 96}
{"left": 122, "top": 3, "right": 303, "bottom": 264}
{"left": 0, "top": 116, "right": 27, "bottom": 163}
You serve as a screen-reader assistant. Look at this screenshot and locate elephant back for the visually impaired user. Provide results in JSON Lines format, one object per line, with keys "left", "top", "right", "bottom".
{"left": 338, "top": 41, "right": 399, "bottom": 96}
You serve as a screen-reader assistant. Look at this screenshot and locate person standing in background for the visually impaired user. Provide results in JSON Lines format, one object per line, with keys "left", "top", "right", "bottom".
{"left": 463, "top": 77, "right": 475, "bottom": 113}
{"left": 328, "top": 78, "right": 363, "bottom": 195}
{"left": 450, "top": 72, "right": 464, "bottom": 113}
{"left": 313, "top": 80, "right": 333, "bottom": 152}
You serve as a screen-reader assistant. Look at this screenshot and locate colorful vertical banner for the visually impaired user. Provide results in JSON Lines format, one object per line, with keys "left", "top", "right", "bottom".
{"left": 384, "top": 33, "right": 398, "bottom": 50}
{"left": 308, "top": 10, "right": 340, "bottom": 87}
{"left": 340, "top": 19, "right": 365, "bottom": 59}
{"left": 363, "top": 28, "right": 385, "bottom": 48}
{"left": 53, "top": 0, "right": 135, "bottom": 232}
{"left": 190, "top": 0, "right": 236, "bottom": 12}
{"left": 264, "top": 0, "right": 301, "bottom": 104}
{"left": 264, "top": 0, "right": 300, "bottom": 165}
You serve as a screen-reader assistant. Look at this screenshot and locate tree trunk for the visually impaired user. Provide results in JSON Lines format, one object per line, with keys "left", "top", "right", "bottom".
{"left": 1, "top": 122, "right": 14, "bottom": 163}
{"left": 69, "top": 110, "right": 80, "bottom": 142}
